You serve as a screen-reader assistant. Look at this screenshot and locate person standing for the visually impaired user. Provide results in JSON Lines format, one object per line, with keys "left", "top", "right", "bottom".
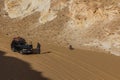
{"left": 37, "top": 42, "right": 41, "bottom": 54}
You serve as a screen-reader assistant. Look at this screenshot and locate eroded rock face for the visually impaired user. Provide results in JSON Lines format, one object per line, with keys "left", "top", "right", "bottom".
{"left": 4, "top": 0, "right": 51, "bottom": 23}
{"left": 3, "top": 0, "right": 120, "bottom": 56}
{"left": 4, "top": 0, "right": 68, "bottom": 24}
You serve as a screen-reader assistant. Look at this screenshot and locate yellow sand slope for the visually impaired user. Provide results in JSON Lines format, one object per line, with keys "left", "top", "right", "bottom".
{"left": 0, "top": 34, "right": 120, "bottom": 80}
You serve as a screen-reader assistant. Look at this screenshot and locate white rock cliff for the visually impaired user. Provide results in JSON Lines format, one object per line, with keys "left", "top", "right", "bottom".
{"left": 4, "top": 0, "right": 120, "bottom": 56}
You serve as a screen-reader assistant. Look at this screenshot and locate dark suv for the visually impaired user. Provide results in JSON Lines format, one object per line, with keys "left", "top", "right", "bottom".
{"left": 11, "top": 37, "right": 33, "bottom": 54}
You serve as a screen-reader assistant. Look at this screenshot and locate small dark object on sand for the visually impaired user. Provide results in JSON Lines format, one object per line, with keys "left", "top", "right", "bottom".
{"left": 69, "top": 45, "right": 74, "bottom": 50}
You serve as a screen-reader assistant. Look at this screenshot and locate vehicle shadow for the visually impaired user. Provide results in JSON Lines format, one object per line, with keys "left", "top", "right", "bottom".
{"left": 0, "top": 50, "right": 50, "bottom": 80}
{"left": 31, "top": 49, "right": 51, "bottom": 55}
{"left": 41, "top": 51, "right": 51, "bottom": 54}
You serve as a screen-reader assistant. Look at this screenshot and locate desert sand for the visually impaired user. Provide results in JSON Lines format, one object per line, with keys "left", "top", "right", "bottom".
{"left": 0, "top": 0, "right": 120, "bottom": 80}
{"left": 0, "top": 33, "right": 120, "bottom": 80}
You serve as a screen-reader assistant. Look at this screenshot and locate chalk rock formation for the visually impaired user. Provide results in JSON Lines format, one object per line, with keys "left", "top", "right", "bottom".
{"left": 3, "top": 0, "right": 120, "bottom": 56}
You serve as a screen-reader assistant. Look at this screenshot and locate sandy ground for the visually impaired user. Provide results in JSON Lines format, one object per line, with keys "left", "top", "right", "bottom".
{"left": 0, "top": 0, "right": 120, "bottom": 80}
{"left": 0, "top": 33, "right": 120, "bottom": 80}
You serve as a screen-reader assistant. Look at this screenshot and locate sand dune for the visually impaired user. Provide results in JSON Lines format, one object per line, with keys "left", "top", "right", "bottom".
{"left": 0, "top": 0, "right": 120, "bottom": 79}
{"left": 0, "top": 34, "right": 120, "bottom": 80}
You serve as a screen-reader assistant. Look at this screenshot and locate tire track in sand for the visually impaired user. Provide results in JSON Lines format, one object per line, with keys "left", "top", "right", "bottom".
{"left": 51, "top": 49, "right": 119, "bottom": 80}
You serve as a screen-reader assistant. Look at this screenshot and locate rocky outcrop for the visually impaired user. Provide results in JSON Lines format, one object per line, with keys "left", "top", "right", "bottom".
{"left": 4, "top": 0, "right": 68, "bottom": 24}
{"left": 3, "top": 0, "right": 120, "bottom": 56}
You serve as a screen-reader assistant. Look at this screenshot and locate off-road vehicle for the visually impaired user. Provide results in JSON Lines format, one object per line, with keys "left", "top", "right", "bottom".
{"left": 11, "top": 37, "right": 40, "bottom": 54}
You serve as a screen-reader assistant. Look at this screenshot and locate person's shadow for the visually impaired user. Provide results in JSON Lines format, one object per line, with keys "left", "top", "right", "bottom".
{"left": 0, "top": 50, "right": 50, "bottom": 80}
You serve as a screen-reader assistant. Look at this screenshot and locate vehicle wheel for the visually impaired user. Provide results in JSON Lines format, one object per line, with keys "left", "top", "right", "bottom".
{"left": 20, "top": 50, "right": 23, "bottom": 54}
{"left": 11, "top": 48, "right": 17, "bottom": 52}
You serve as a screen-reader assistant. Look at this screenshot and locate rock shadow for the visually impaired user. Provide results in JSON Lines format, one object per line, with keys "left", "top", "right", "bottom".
{"left": 0, "top": 50, "right": 50, "bottom": 80}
